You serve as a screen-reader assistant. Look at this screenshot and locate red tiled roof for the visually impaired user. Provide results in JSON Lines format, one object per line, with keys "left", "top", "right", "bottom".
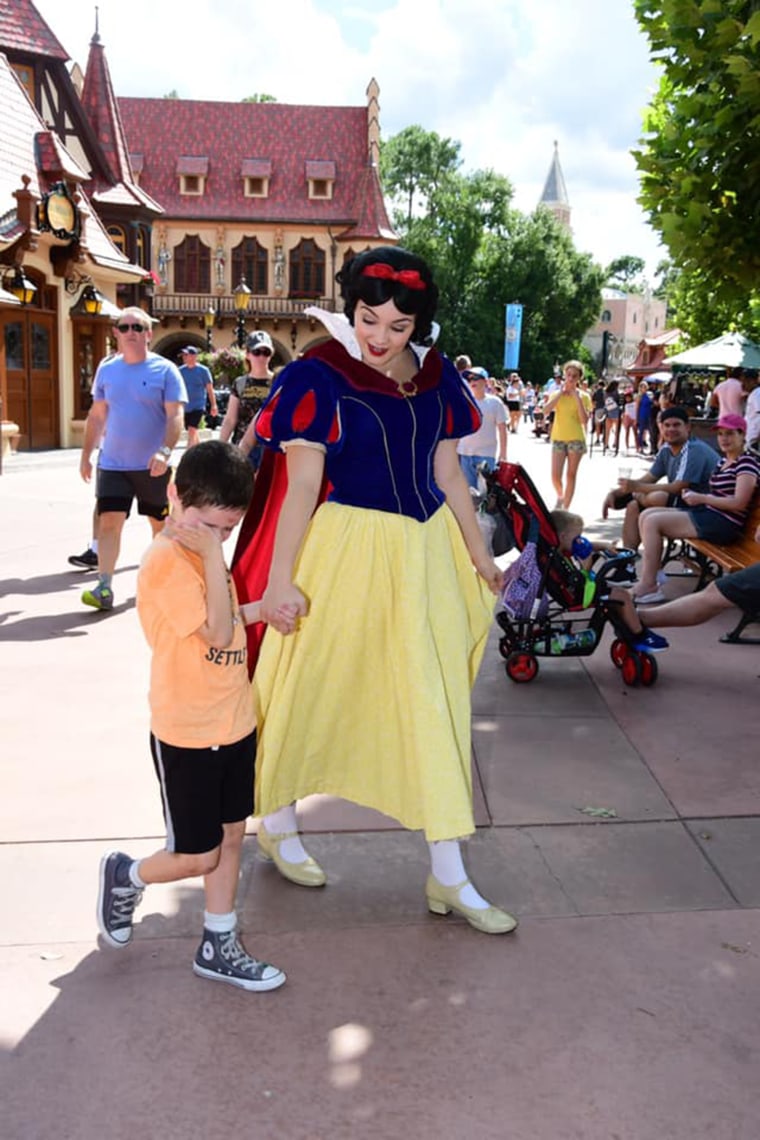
{"left": 339, "top": 162, "right": 396, "bottom": 242}
{"left": 80, "top": 35, "right": 162, "bottom": 215}
{"left": 0, "top": 0, "right": 68, "bottom": 61}
{"left": 35, "top": 130, "right": 89, "bottom": 181}
{"left": 118, "top": 97, "right": 393, "bottom": 236}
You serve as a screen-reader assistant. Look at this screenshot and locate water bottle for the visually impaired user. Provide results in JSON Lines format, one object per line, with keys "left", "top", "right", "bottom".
{"left": 550, "top": 629, "right": 596, "bottom": 653}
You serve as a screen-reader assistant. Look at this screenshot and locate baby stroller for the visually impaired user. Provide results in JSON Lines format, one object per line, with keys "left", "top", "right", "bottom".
{"left": 482, "top": 463, "right": 659, "bottom": 687}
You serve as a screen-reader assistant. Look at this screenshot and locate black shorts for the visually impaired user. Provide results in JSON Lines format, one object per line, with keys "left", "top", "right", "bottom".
{"left": 150, "top": 729, "right": 256, "bottom": 855}
{"left": 716, "top": 563, "right": 760, "bottom": 614}
{"left": 506, "top": 400, "right": 521, "bottom": 412}
{"left": 96, "top": 467, "right": 171, "bottom": 521}
{"left": 184, "top": 408, "right": 204, "bottom": 429}
{"left": 688, "top": 506, "right": 743, "bottom": 544}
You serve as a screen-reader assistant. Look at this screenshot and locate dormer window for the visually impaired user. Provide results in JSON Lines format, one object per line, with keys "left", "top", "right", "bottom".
{"left": 130, "top": 153, "right": 144, "bottom": 187}
{"left": 306, "top": 160, "right": 335, "bottom": 200}
{"left": 176, "top": 156, "right": 209, "bottom": 196}
{"left": 241, "top": 159, "right": 272, "bottom": 198}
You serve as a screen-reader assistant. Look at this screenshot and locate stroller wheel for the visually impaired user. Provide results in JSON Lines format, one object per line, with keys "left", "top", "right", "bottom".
{"left": 609, "top": 639, "right": 630, "bottom": 669}
{"left": 505, "top": 651, "right": 539, "bottom": 683}
{"left": 621, "top": 653, "right": 641, "bottom": 686}
{"left": 639, "top": 652, "right": 658, "bottom": 687}
{"left": 498, "top": 635, "right": 512, "bottom": 660}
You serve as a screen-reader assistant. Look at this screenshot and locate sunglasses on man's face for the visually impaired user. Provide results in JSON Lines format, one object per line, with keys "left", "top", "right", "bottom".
{"left": 116, "top": 323, "right": 148, "bottom": 333}
{"left": 249, "top": 348, "right": 271, "bottom": 357}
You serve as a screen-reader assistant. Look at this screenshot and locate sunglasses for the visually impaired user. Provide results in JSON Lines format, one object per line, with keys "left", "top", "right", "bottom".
{"left": 249, "top": 348, "right": 271, "bottom": 357}
{"left": 116, "top": 323, "right": 148, "bottom": 333}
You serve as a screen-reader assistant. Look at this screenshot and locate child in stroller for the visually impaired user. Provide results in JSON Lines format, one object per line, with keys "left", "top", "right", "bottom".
{"left": 484, "top": 463, "right": 668, "bottom": 686}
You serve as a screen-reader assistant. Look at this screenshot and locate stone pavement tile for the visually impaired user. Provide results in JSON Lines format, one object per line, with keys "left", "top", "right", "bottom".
{"left": 686, "top": 818, "right": 760, "bottom": 907}
{"left": 3, "top": 911, "right": 759, "bottom": 1140}
{"left": 519, "top": 820, "right": 737, "bottom": 915}
{"left": 586, "top": 623, "right": 760, "bottom": 817}
{"left": 473, "top": 712, "right": 675, "bottom": 825}
{"left": 239, "top": 827, "right": 573, "bottom": 934}
{"left": 473, "top": 633, "right": 611, "bottom": 718}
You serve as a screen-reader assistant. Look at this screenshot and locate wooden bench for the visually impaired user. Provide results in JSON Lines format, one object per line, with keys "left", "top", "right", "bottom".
{"left": 683, "top": 495, "right": 760, "bottom": 644}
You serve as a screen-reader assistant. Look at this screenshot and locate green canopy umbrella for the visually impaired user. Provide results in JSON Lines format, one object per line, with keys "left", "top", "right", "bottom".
{"left": 663, "top": 332, "right": 760, "bottom": 370}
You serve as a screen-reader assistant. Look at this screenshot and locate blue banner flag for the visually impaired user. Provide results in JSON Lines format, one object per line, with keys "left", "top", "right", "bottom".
{"left": 503, "top": 303, "right": 523, "bottom": 371}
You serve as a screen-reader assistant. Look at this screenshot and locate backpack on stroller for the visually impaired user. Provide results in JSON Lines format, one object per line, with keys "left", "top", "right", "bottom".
{"left": 484, "top": 462, "right": 659, "bottom": 686}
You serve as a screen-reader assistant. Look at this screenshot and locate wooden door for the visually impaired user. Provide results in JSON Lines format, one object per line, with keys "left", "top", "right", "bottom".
{"left": 2, "top": 310, "right": 58, "bottom": 450}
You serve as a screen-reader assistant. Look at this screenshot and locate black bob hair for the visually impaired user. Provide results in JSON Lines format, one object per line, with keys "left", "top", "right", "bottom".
{"left": 336, "top": 246, "right": 439, "bottom": 345}
{"left": 174, "top": 440, "right": 253, "bottom": 511}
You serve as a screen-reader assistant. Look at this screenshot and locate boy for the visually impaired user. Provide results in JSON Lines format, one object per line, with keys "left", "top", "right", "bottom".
{"left": 551, "top": 510, "right": 669, "bottom": 654}
{"left": 97, "top": 441, "right": 295, "bottom": 992}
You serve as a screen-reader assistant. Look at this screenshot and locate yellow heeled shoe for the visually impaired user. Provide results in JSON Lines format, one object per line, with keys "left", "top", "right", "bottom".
{"left": 257, "top": 823, "right": 327, "bottom": 888}
{"left": 425, "top": 875, "right": 517, "bottom": 935}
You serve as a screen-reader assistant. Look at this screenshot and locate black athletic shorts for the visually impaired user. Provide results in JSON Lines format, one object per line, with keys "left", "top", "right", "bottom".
{"left": 183, "top": 408, "right": 204, "bottom": 429}
{"left": 150, "top": 729, "right": 256, "bottom": 854}
{"left": 716, "top": 563, "right": 760, "bottom": 614}
{"left": 96, "top": 467, "right": 171, "bottom": 520}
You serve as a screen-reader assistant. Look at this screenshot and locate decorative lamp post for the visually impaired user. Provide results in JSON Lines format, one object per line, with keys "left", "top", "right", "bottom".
{"left": 7, "top": 268, "right": 37, "bottom": 306}
{"left": 203, "top": 305, "right": 215, "bottom": 352}
{"left": 81, "top": 284, "right": 104, "bottom": 316}
{"left": 233, "top": 278, "right": 252, "bottom": 348}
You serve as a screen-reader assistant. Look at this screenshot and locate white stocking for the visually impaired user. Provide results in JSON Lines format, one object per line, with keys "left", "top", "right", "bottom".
{"left": 263, "top": 804, "right": 309, "bottom": 864}
{"left": 428, "top": 840, "right": 489, "bottom": 909}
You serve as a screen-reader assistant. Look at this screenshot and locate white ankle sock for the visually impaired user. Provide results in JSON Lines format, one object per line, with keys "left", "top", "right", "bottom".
{"left": 263, "top": 806, "right": 309, "bottom": 864}
{"left": 129, "top": 860, "right": 146, "bottom": 889}
{"left": 204, "top": 910, "right": 236, "bottom": 933}
{"left": 428, "top": 840, "right": 488, "bottom": 909}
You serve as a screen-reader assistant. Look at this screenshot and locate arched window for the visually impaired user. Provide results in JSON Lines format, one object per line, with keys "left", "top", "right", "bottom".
{"left": 601, "top": 309, "right": 612, "bottom": 323}
{"left": 231, "top": 237, "right": 268, "bottom": 295}
{"left": 289, "top": 239, "right": 325, "bottom": 298}
{"left": 136, "top": 229, "right": 146, "bottom": 269}
{"left": 107, "top": 225, "right": 126, "bottom": 255}
{"left": 174, "top": 235, "right": 211, "bottom": 293}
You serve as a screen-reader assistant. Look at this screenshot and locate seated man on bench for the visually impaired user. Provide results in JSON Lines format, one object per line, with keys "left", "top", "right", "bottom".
{"left": 631, "top": 415, "right": 760, "bottom": 604}
{"left": 602, "top": 406, "right": 718, "bottom": 551}
{"left": 639, "top": 524, "right": 760, "bottom": 643}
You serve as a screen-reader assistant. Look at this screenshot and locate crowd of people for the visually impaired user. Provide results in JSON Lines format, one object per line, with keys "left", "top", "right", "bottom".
{"left": 72, "top": 248, "right": 758, "bottom": 997}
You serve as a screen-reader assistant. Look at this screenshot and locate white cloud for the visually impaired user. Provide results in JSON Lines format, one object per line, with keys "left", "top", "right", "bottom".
{"left": 33, "top": 0, "right": 665, "bottom": 275}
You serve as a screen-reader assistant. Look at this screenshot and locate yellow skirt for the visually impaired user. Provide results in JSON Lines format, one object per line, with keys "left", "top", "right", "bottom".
{"left": 253, "top": 501, "right": 494, "bottom": 841}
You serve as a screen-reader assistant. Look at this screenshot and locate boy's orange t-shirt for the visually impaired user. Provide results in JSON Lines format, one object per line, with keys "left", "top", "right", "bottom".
{"left": 137, "top": 536, "right": 255, "bottom": 748}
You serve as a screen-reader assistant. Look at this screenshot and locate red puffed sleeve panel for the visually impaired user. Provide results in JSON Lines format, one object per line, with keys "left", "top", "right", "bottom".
{"left": 439, "top": 357, "right": 482, "bottom": 440}
{"left": 254, "top": 359, "right": 343, "bottom": 452}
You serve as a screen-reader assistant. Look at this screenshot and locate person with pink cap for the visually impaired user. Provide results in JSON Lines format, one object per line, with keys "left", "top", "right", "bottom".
{"left": 632, "top": 414, "right": 760, "bottom": 604}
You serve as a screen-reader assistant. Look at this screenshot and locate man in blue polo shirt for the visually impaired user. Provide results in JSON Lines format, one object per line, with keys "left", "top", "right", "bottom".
{"left": 179, "top": 346, "right": 217, "bottom": 446}
{"left": 602, "top": 406, "right": 719, "bottom": 550}
{"left": 78, "top": 308, "right": 186, "bottom": 611}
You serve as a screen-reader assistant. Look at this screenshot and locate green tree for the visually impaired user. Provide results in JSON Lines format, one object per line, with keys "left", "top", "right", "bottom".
{"left": 633, "top": 1, "right": 760, "bottom": 307}
{"left": 606, "top": 255, "right": 646, "bottom": 291}
{"left": 163, "top": 89, "right": 179, "bottom": 99}
{"left": 241, "top": 94, "right": 277, "bottom": 103}
{"left": 380, "top": 125, "right": 461, "bottom": 227}
{"left": 381, "top": 126, "right": 604, "bottom": 381}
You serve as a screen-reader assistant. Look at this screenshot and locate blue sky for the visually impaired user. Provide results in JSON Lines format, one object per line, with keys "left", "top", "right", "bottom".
{"left": 33, "top": 0, "right": 665, "bottom": 278}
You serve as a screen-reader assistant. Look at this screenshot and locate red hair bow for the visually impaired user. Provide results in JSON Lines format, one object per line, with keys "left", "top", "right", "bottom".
{"left": 361, "top": 263, "right": 426, "bottom": 290}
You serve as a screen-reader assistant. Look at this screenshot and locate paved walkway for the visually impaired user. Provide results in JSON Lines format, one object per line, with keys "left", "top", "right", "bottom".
{"left": 1, "top": 430, "right": 758, "bottom": 1140}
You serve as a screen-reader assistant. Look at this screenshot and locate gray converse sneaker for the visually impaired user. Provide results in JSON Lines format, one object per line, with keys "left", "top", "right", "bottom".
{"left": 193, "top": 929, "right": 286, "bottom": 992}
{"left": 97, "top": 851, "right": 143, "bottom": 948}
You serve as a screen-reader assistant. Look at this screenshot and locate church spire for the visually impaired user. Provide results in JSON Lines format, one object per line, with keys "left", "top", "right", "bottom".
{"left": 539, "top": 140, "right": 570, "bottom": 229}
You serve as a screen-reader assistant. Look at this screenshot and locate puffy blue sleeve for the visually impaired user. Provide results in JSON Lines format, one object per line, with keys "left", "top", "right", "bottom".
{"left": 254, "top": 359, "right": 344, "bottom": 453}
{"left": 437, "top": 357, "right": 482, "bottom": 440}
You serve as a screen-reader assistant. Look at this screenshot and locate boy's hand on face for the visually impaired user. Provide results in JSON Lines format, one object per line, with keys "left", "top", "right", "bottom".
{"left": 164, "top": 517, "right": 223, "bottom": 559}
